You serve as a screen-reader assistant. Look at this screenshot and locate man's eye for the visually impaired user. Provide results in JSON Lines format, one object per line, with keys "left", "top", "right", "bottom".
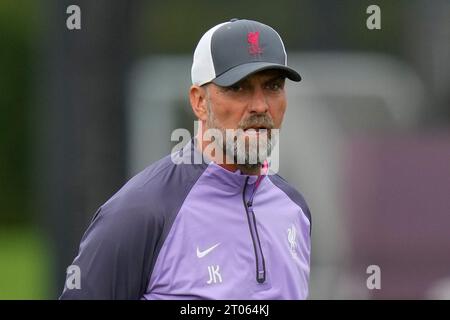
{"left": 229, "top": 84, "right": 243, "bottom": 92}
{"left": 267, "top": 82, "right": 283, "bottom": 91}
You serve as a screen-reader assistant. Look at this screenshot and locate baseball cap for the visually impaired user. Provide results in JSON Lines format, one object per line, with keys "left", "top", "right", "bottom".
{"left": 191, "top": 18, "right": 301, "bottom": 87}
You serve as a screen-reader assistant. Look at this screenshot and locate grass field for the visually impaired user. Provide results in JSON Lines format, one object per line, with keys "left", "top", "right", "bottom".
{"left": 0, "top": 227, "right": 50, "bottom": 299}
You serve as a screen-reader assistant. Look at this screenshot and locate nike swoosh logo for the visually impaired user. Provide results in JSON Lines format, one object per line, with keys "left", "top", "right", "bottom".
{"left": 196, "top": 243, "right": 221, "bottom": 258}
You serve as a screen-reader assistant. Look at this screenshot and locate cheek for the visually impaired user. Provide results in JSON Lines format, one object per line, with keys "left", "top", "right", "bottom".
{"left": 269, "top": 96, "right": 287, "bottom": 127}
{"left": 212, "top": 100, "right": 246, "bottom": 128}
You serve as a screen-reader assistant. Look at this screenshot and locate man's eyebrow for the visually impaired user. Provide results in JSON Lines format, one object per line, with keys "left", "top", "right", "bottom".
{"left": 236, "top": 78, "right": 250, "bottom": 86}
{"left": 223, "top": 78, "right": 249, "bottom": 89}
{"left": 263, "top": 74, "right": 286, "bottom": 83}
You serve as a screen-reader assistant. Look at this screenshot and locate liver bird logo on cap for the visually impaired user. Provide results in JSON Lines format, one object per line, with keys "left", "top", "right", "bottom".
{"left": 247, "top": 31, "right": 263, "bottom": 55}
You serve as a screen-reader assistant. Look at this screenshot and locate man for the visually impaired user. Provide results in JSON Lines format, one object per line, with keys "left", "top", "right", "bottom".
{"left": 60, "top": 18, "right": 311, "bottom": 300}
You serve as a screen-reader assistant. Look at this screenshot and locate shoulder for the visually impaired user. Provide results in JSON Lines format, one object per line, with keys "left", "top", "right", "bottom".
{"left": 99, "top": 153, "right": 208, "bottom": 227}
{"left": 267, "top": 173, "right": 312, "bottom": 228}
{"left": 60, "top": 152, "right": 208, "bottom": 299}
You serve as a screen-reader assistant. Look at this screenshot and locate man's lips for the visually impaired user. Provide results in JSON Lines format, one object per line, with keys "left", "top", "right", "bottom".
{"left": 243, "top": 126, "right": 271, "bottom": 131}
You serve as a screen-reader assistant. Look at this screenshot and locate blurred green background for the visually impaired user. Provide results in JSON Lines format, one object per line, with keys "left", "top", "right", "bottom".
{"left": 0, "top": 0, "right": 48, "bottom": 299}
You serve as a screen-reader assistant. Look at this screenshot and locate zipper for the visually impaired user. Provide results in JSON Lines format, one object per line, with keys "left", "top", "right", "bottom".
{"left": 242, "top": 176, "right": 266, "bottom": 283}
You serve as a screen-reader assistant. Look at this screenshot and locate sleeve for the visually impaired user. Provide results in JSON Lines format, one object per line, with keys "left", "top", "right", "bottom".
{"left": 59, "top": 201, "right": 162, "bottom": 300}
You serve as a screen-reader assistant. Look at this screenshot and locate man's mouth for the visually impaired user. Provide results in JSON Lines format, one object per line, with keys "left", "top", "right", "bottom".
{"left": 243, "top": 126, "right": 270, "bottom": 132}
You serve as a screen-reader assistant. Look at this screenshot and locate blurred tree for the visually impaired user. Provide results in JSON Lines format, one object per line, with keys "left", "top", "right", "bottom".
{"left": 133, "top": 0, "right": 405, "bottom": 55}
{"left": 36, "top": 0, "right": 139, "bottom": 296}
{"left": 0, "top": 0, "right": 39, "bottom": 225}
{"left": 405, "top": 0, "right": 450, "bottom": 124}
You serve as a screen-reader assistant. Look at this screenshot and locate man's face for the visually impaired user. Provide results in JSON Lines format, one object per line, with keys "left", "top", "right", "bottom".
{"left": 203, "top": 69, "right": 287, "bottom": 169}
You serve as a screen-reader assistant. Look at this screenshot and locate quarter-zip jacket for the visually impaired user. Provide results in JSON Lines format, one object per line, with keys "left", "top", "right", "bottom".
{"left": 60, "top": 139, "right": 311, "bottom": 300}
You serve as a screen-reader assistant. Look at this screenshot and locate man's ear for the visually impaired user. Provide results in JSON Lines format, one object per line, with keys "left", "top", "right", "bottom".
{"left": 189, "top": 85, "right": 208, "bottom": 121}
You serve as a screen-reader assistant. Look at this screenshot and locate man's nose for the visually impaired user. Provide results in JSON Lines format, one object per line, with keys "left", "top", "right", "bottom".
{"left": 249, "top": 87, "right": 269, "bottom": 113}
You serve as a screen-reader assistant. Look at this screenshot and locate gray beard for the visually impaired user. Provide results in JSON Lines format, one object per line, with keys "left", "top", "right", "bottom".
{"left": 206, "top": 99, "right": 275, "bottom": 173}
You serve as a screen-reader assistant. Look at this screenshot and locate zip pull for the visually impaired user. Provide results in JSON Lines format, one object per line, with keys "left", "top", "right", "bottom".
{"left": 257, "top": 270, "right": 266, "bottom": 283}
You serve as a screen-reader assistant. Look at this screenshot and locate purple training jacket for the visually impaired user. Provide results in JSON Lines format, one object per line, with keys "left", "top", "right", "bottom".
{"left": 60, "top": 139, "right": 311, "bottom": 299}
